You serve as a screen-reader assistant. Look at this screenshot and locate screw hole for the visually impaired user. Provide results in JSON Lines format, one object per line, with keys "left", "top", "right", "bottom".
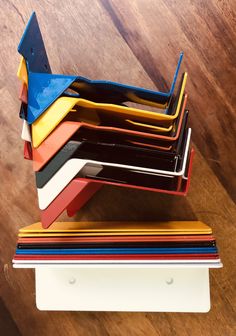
{"left": 69, "top": 277, "right": 76, "bottom": 285}
{"left": 166, "top": 278, "right": 174, "bottom": 285}
{"left": 30, "top": 47, "right": 34, "bottom": 55}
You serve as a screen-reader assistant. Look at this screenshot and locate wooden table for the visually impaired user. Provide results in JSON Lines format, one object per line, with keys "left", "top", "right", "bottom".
{"left": 0, "top": 1, "right": 235, "bottom": 335}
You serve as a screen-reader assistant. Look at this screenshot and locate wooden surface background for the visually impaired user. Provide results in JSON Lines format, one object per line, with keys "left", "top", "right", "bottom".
{"left": 0, "top": 0, "right": 236, "bottom": 335}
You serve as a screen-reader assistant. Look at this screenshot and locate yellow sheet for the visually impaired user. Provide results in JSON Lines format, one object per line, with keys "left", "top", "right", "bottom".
{"left": 125, "top": 119, "right": 173, "bottom": 133}
{"left": 17, "top": 57, "right": 28, "bottom": 86}
{"left": 19, "top": 221, "right": 212, "bottom": 234}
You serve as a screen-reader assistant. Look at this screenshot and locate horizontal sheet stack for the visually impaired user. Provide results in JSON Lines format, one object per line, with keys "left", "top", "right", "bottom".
{"left": 17, "top": 12, "right": 194, "bottom": 229}
{"left": 13, "top": 221, "right": 222, "bottom": 268}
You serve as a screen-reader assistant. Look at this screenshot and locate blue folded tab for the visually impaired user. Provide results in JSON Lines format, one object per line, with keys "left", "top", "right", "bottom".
{"left": 18, "top": 12, "right": 51, "bottom": 74}
{"left": 27, "top": 72, "right": 76, "bottom": 123}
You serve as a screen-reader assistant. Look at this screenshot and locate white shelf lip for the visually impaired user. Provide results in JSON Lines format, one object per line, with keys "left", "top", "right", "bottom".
{"left": 33, "top": 265, "right": 212, "bottom": 312}
{"left": 34, "top": 266, "right": 212, "bottom": 312}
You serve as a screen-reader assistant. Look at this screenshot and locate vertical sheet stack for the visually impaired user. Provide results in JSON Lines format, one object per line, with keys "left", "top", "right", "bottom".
{"left": 17, "top": 12, "right": 194, "bottom": 229}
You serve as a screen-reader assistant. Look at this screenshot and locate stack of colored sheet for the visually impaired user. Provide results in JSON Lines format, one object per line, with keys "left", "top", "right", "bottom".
{"left": 17, "top": 12, "right": 194, "bottom": 229}
{"left": 13, "top": 221, "right": 221, "bottom": 267}
{"left": 13, "top": 12, "right": 222, "bottom": 312}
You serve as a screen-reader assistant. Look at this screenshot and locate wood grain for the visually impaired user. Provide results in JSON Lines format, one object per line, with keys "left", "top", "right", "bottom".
{"left": 0, "top": 0, "right": 236, "bottom": 335}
